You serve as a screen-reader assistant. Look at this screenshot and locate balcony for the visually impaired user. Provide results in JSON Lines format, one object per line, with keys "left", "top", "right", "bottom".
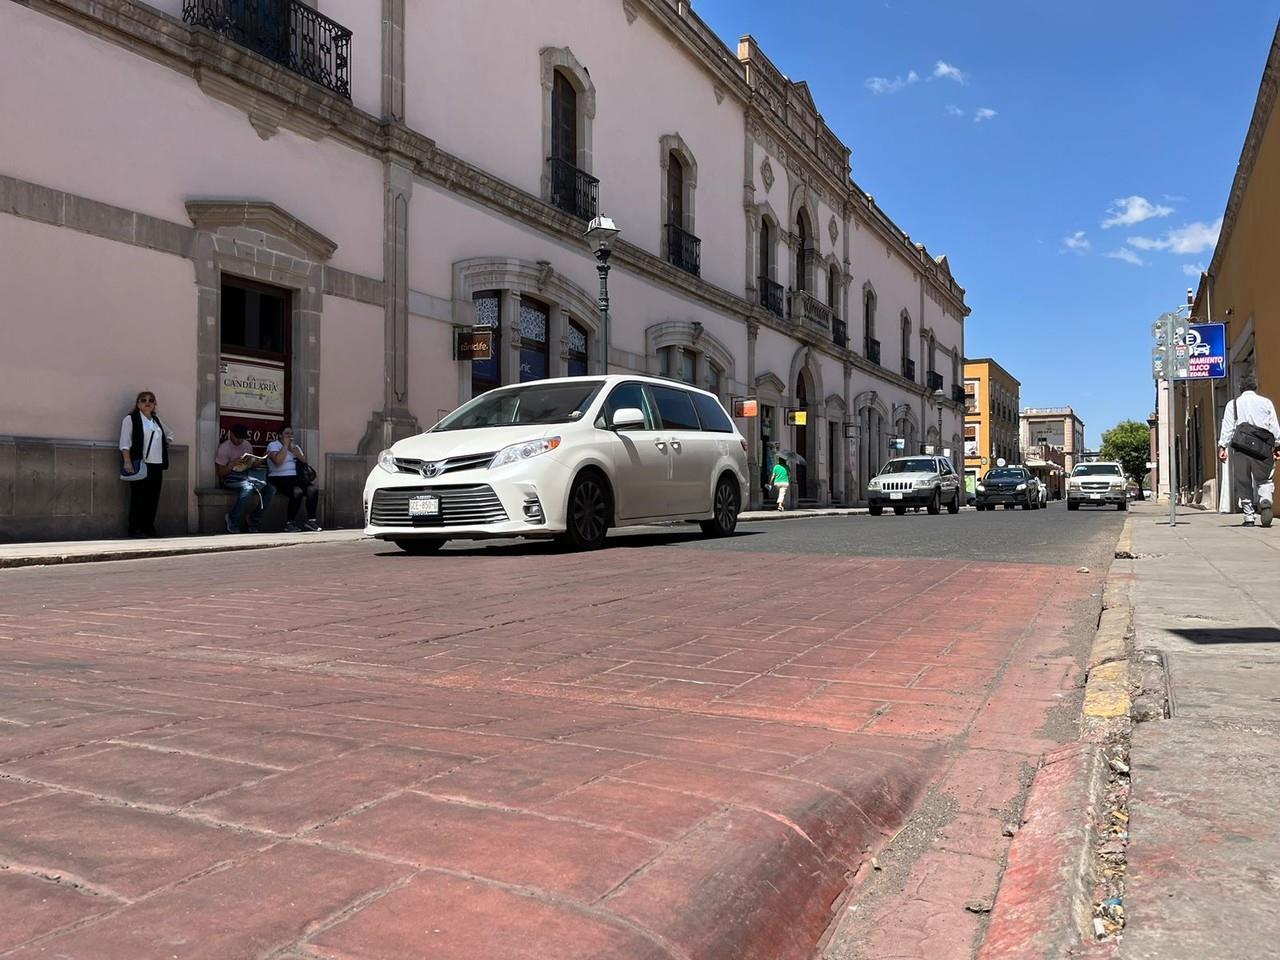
{"left": 865, "top": 337, "right": 881, "bottom": 366}
{"left": 833, "top": 317, "right": 848, "bottom": 349}
{"left": 547, "top": 157, "right": 599, "bottom": 220}
{"left": 789, "top": 289, "right": 833, "bottom": 333}
{"left": 183, "top": 0, "right": 353, "bottom": 100}
{"left": 901, "top": 358, "right": 916, "bottom": 382}
{"left": 758, "top": 277, "right": 784, "bottom": 318}
{"left": 927, "top": 371, "right": 944, "bottom": 392}
{"left": 666, "top": 223, "right": 701, "bottom": 277}
{"left": 952, "top": 384, "right": 965, "bottom": 404}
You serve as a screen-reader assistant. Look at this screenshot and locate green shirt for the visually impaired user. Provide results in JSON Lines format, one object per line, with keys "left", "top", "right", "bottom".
{"left": 771, "top": 462, "right": 790, "bottom": 485}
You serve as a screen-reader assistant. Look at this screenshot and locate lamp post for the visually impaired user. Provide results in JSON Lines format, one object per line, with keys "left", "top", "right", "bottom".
{"left": 933, "top": 388, "right": 945, "bottom": 457}
{"left": 585, "top": 216, "right": 620, "bottom": 373}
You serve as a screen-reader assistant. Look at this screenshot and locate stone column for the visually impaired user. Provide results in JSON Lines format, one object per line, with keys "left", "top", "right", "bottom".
{"left": 503, "top": 291, "right": 523, "bottom": 385}
{"left": 746, "top": 320, "right": 759, "bottom": 509}
{"left": 381, "top": 0, "right": 405, "bottom": 122}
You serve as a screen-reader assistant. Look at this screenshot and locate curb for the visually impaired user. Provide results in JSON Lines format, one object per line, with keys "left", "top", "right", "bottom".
{"left": 978, "top": 516, "right": 1136, "bottom": 959}
{"left": 0, "top": 532, "right": 369, "bottom": 570}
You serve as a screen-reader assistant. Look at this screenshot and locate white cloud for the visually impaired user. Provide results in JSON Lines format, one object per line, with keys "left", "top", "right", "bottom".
{"left": 933, "top": 61, "right": 968, "bottom": 84}
{"left": 1101, "top": 196, "right": 1174, "bottom": 228}
{"left": 945, "top": 104, "right": 965, "bottom": 118}
{"left": 1126, "top": 218, "right": 1222, "bottom": 255}
{"left": 1062, "top": 231, "right": 1090, "bottom": 254}
{"left": 866, "top": 70, "right": 920, "bottom": 94}
{"left": 1182, "top": 263, "right": 1206, "bottom": 278}
{"left": 1106, "top": 248, "right": 1146, "bottom": 266}
{"left": 974, "top": 107, "right": 997, "bottom": 123}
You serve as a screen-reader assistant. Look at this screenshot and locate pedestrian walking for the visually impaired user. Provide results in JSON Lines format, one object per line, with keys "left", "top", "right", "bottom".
{"left": 216, "top": 424, "right": 274, "bottom": 533}
{"left": 118, "top": 390, "right": 173, "bottom": 538}
{"left": 771, "top": 457, "right": 791, "bottom": 512}
{"left": 266, "top": 427, "right": 321, "bottom": 531}
{"left": 1218, "top": 372, "right": 1280, "bottom": 527}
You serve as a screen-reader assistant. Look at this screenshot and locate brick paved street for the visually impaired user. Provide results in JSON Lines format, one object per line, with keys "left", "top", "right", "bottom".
{"left": 0, "top": 511, "right": 1116, "bottom": 959}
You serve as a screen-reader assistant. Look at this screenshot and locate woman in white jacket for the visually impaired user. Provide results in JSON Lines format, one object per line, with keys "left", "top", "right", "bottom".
{"left": 119, "top": 390, "right": 173, "bottom": 538}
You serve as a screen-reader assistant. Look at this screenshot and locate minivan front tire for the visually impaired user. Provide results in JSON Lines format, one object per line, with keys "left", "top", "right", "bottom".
{"left": 700, "top": 476, "right": 740, "bottom": 538}
{"left": 558, "top": 471, "right": 611, "bottom": 551}
{"left": 395, "top": 539, "right": 444, "bottom": 555}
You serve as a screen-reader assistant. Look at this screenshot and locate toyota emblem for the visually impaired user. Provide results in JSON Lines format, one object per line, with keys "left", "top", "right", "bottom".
{"left": 420, "top": 461, "right": 442, "bottom": 479}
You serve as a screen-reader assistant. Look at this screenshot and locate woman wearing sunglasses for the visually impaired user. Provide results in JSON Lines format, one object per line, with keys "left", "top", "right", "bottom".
{"left": 119, "top": 391, "right": 172, "bottom": 538}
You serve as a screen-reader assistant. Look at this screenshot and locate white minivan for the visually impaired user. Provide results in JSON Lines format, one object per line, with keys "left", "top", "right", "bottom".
{"left": 364, "top": 375, "right": 749, "bottom": 552}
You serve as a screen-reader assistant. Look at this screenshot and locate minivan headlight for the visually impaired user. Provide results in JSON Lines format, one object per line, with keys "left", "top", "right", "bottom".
{"left": 490, "top": 437, "right": 561, "bottom": 469}
{"left": 377, "top": 449, "right": 397, "bottom": 474}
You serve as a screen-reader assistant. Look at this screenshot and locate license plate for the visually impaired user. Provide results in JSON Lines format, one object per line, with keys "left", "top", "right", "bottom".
{"left": 408, "top": 495, "right": 440, "bottom": 517}
{"left": 1089, "top": 494, "right": 1102, "bottom": 500}
{"left": 890, "top": 492, "right": 904, "bottom": 501}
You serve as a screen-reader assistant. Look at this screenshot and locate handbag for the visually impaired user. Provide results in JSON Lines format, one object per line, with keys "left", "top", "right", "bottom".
{"left": 1229, "top": 400, "right": 1276, "bottom": 461}
{"left": 119, "top": 429, "right": 156, "bottom": 482}
{"left": 297, "top": 461, "right": 317, "bottom": 484}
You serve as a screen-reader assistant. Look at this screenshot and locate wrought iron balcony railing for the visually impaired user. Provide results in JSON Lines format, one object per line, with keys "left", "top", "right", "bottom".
{"left": 927, "top": 371, "right": 945, "bottom": 392}
{"left": 833, "top": 317, "right": 848, "bottom": 349}
{"left": 183, "top": 0, "right": 352, "bottom": 100}
{"left": 952, "top": 384, "right": 966, "bottom": 404}
{"left": 789, "top": 289, "right": 832, "bottom": 332}
{"left": 547, "top": 157, "right": 599, "bottom": 220}
{"left": 666, "top": 223, "right": 701, "bottom": 276}
{"left": 865, "top": 337, "right": 881, "bottom": 366}
{"left": 902, "top": 358, "right": 916, "bottom": 382}
{"left": 758, "top": 277, "right": 784, "bottom": 318}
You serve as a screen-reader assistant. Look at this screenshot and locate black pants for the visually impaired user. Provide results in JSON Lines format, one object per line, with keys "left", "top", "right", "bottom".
{"left": 128, "top": 467, "right": 164, "bottom": 536}
{"left": 269, "top": 476, "right": 318, "bottom": 522}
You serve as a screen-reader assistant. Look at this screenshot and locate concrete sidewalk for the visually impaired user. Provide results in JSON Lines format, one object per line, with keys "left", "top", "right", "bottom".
{"left": 1118, "top": 503, "right": 1280, "bottom": 960}
{"left": 0, "top": 507, "right": 871, "bottom": 568}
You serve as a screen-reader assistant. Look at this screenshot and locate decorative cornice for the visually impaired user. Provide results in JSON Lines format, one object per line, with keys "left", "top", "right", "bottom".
{"left": 185, "top": 201, "right": 338, "bottom": 260}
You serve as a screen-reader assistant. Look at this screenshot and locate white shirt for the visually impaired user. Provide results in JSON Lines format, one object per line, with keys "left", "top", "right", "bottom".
{"left": 1219, "top": 390, "right": 1280, "bottom": 448}
{"left": 265, "top": 440, "right": 304, "bottom": 477}
{"left": 119, "top": 413, "right": 166, "bottom": 465}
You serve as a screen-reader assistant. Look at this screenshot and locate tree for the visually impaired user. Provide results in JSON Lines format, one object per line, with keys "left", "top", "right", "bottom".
{"left": 1100, "top": 420, "right": 1151, "bottom": 499}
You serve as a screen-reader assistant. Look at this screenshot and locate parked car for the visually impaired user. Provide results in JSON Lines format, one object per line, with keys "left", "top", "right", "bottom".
{"left": 1067, "top": 461, "right": 1128, "bottom": 511}
{"left": 975, "top": 466, "right": 1041, "bottom": 510}
{"left": 363, "top": 375, "right": 749, "bottom": 552}
{"left": 866, "top": 456, "right": 963, "bottom": 516}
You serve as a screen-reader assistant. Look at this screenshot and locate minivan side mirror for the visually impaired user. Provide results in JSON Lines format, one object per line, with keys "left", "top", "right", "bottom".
{"left": 611, "top": 407, "right": 646, "bottom": 431}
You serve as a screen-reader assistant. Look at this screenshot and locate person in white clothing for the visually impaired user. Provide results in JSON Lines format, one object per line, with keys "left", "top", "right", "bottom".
{"left": 118, "top": 390, "right": 173, "bottom": 538}
{"left": 266, "top": 427, "right": 320, "bottom": 531}
{"left": 1218, "top": 373, "right": 1280, "bottom": 527}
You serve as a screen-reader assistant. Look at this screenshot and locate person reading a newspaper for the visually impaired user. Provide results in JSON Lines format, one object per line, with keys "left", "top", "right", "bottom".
{"left": 1218, "top": 373, "right": 1280, "bottom": 528}
{"left": 216, "top": 423, "right": 275, "bottom": 533}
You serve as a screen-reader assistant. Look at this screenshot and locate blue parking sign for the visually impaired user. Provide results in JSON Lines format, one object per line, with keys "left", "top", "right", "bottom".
{"left": 1175, "top": 322, "right": 1227, "bottom": 380}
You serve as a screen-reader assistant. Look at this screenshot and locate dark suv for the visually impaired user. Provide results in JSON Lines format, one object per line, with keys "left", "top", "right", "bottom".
{"left": 975, "top": 466, "right": 1041, "bottom": 511}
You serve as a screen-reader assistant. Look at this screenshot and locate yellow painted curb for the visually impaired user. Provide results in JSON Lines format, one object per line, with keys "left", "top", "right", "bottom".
{"left": 1114, "top": 517, "right": 1134, "bottom": 556}
{"left": 1083, "top": 661, "right": 1130, "bottom": 719}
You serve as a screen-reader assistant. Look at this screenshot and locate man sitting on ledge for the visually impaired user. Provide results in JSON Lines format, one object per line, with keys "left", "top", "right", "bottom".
{"left": 215, "top": 424, "right": 274, "bottom": 533}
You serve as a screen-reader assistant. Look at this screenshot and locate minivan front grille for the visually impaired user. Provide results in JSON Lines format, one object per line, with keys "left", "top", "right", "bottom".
{"left": 392, "top": 452, "right": 497, "bottom": 477}
{"left": 370, "top": 485, "right": 509, "bottom": 527}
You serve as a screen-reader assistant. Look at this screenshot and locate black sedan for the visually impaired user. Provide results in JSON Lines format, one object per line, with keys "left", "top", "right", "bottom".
{"left": 975, "top": 467, "right": 1041, "bottom": 511}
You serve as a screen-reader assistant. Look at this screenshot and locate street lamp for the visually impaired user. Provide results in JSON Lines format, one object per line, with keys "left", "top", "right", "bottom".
{"left": 933, "top": 388, "right": 945, "bottom": 456}
{"left": 585, "top": 216, "right": 620, "bottom": 372}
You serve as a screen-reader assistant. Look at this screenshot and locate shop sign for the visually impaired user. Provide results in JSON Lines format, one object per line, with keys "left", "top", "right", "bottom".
{"left": 455, "top": 328, "right": 494, "bottom": 361}
{"left": 1172, "top": 323, "right": 1226, "bottom": 381}
{"left": 786, "top": 409, "right": 808, "bottom": 427}
{"left": 220, "top": 358, "right": 284, "bottom": 415}
{"left": 732, "top": 397, "right": 759, "bottom": 418}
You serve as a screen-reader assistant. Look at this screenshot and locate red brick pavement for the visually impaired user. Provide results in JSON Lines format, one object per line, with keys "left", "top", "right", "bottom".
{"left": 0, "top": 542, "right": 1099, "bottom": 959}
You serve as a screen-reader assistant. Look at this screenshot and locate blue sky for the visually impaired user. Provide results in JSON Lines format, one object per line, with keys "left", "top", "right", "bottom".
{"left": 695, "top": 0, "right": 1277, "bottom": 446}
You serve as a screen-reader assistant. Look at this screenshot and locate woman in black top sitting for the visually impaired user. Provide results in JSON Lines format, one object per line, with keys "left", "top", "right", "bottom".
{"left": 118, "top": 390, "right": 172, "bottom": 538}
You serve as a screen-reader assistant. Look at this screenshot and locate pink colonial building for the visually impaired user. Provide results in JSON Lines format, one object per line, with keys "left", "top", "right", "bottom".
{"left": 0, "top": 0, "right": 968, "bottom": 540}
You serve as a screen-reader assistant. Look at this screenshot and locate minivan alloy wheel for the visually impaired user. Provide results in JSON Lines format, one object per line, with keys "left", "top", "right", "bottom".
{"left": 563, "top": 474, "right": 609, "bottom": 550}
{"left": 700, "top": 477, "right": 739, "bottom": 537}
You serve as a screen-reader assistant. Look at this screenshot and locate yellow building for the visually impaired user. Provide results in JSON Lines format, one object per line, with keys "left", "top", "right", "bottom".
{"left": 963, "top": 359, "right": 1022, "bottom": 488}
{"left": 1180, "top": 23, "right": 1280, "bottom": 511}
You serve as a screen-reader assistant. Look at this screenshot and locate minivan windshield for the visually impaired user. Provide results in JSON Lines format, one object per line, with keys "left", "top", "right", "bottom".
{"left": 432, "top": 380, "right": 604, "bottom": 432}
{"left": 985, "top": 468, "right": 1026, "bottom": 481}
{"left": 1073, "top": 464, "right": 1123, "bottom": 477}
{"left": 881, "top": 458, "right": 936, "bottom": 474}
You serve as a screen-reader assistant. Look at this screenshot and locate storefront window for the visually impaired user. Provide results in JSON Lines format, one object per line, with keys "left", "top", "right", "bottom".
{"left": 472, "top": 291, "right": 501, "bottom": 396}
{"left": 519, "top": 298, "right": 550, "bottom": 382}
{"left": 567, "top": 320, "right": 588, "bottom": 377}
{"left": 219, "top": 276, "right": 289, "bottom": 449}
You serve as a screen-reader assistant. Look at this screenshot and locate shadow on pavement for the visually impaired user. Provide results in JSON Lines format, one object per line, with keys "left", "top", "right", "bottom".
{"left": 1168, "top": 627, "right": 1280, "bottom": 645}
{"left": 373, "top": 528, "right": 763, "bottom": 557}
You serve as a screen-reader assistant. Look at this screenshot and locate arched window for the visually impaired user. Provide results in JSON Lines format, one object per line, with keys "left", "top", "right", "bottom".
{"left": 567, "top": 319, "right": 589, "bottom": 378}
{"left": 518, "top": 298, "right": 550, "bottom": 382}
{"left": 863, "top": 286, "right": 878, "bottom": 362}
{"left": 795, "top": 213, "right": 810, "bottom": 293}
{"left": 551, "top": 71, "right": 577, "bottom": 167}
{"left": 759, "top": 219, "right": 772, "bottom": 281}
{"left": 758, "top": 217, "right": 782, "bottom": 317}
{"left": 827, "top": 265, "right": 839, "bottom": 313}
{"left": 472, "top": 291, "right": 501, "bottom": 396}
{"left": 901, "top": 312, "right": 912, "bottom": 380}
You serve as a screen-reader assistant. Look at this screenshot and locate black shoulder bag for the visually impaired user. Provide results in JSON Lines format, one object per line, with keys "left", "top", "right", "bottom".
{"left": 1229, "top": 400, "right": 1276, "bottom": 461}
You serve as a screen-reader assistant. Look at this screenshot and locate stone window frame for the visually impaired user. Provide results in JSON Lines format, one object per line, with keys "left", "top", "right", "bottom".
{"left": 826, "top": 262, "right": 842, "bottom": 317}
{"left": 646, "top": 320, "right": 736, "bottom": 397}
{"left": 754, "top": 201, "right": 782, "bottom": 287}
{"left": 540, "top": 47, "right": 596, "bottom": 202}
{"left": 900, "top": 309, "right": 912, "bottom": 371}
{"left": 452, "top": 257, "right": 601, "bottom": 405}
{"left": 186, "top": 201, "right": 335, "bottom": 492}
{"left": 658, "top": 133, "right": 699, "bottom": 260}
{"left": 862, "top": 282, "right": 878, "bottom": 350}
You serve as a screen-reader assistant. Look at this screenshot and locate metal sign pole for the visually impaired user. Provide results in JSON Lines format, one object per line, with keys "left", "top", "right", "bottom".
{"left": 1169, "top": 378, "right": 1178, "bottom": 527}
